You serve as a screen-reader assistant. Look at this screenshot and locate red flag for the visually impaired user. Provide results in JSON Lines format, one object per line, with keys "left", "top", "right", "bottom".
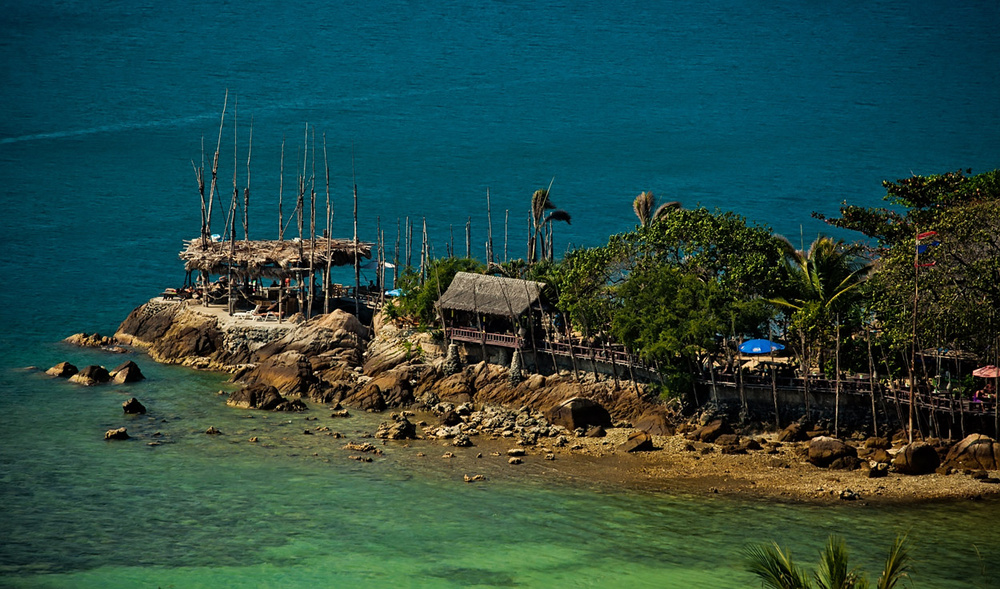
{"left": 917, "top": 230, "right": 938, "bottom": 240}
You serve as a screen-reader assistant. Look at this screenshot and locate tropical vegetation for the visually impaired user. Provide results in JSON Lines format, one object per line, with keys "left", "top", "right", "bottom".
{"left": 389, "top": 169, "right": 1000, "bottom": 400}
{"left": 742, "top": 534, "right": 910, "bottom": 589}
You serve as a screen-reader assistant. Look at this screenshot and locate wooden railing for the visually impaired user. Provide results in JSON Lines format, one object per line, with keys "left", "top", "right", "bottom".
{"left": 446, "top": 327, "right": 524, "bottom": 348}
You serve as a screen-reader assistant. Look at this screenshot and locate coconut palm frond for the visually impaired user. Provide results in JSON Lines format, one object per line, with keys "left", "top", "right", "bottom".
{"left": 875, "top": 535, "right": 910, "bottom": 589}
{"left": 653, "top": 200, "right": 681, "bottom": 220}
{"left": 633, "top": 191, "right": 655, "bottom": 226}
{"left": 816, "top": 536, "right": 867, "bottom": 589}
{"left": 532, "top": 188, "right": 554, "bottom": 220}
{"left": 743, "top": 542, "right": 813, "bottom": 589}
{"left": 545, "top": 209, "right": 572, "bottom": 225}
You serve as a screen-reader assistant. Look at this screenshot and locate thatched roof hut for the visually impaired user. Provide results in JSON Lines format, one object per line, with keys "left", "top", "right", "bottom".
{"left": 436, "top": 272, "right": 548, "bottom": 318}
{"left": 179, "top": 237, "right": 372, "bottom": 279}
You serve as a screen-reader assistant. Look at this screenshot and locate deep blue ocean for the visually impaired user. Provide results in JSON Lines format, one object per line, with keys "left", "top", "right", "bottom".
{"left": 2, "top": 0, "right": 999, "bottom": 586}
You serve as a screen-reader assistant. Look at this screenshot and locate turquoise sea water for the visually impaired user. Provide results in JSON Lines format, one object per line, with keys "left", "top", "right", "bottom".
{"left": 2, "top": 0, "right": 999, "bottom": 586}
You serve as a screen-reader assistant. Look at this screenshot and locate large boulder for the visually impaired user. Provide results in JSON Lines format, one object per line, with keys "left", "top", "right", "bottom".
{"left": 691, "top": 418, "right": 733, "bottom": 443}
{"left": 343, "top": 382, "right": 388, "bottom": 412}
{"left": 808, "top": 436, "right": 858, "bottom": 468}
{"left": 110, "top": 360, "right": 145, "bottom": 384}
{"left": 237, "top": 351, "right": 316, "bottom": 397}
{"left": 69, "top": 365, "right": 111, "bottom": 386}
{"left": 256, "top": 309, "right": 368, "bottom": 364}
{"left": 777, "top": 422, "right": 809, "bottom": 442}
{"left": 122, "top": 397, "right": 147, "bottom": 414}
{"left": 367, "top": 370, "right": 414, "bottom": 407}
{"left": 633, "top": 411, "right": 675, "bottom": 436}
{"left": 432, "top": 372, "right": 475, "bottom": 405}
{"left": 545, "top": 397, "right": 612, "bottom": 431}
{"left": 227, "top": 384, "right": 306, "bottom": 411}
{"left": 893, "top": 442, "right": 940, "bottom": 475}
{"left": 944, "top": 434, "right": 1000, "bottom": 471}
{"left": 46, "top": 362, "right": 78, "bottom": 378}
{"left": 619, "top": 430, "right": 655, "bottom": 453}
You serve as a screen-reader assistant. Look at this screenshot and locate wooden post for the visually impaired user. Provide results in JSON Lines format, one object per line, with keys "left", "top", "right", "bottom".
{"left": 323, "top": 134, "right": 332, "bottom": 316}
{"left": 465, "top": 216, "right": 471, "bottom": 258}
{"left": 486, "top": 188, "right": 494, "bottom": 264}
{"left": 394, "top": 218, "right": 400, "bottom": 287}
{"left": 504, "top": 209, "right": 509, "bottom": 262}
{"left": 205, "top": 90, "right": 228, "bottom": 247}
{"left": 278, "top": 136, "right": 285, "bottom": 240}
{"left": 834, "top": 316, "right": 841, "bottom": 437}
{"left": 308, "top": 128, "right": 316, "bottom": 320}
{"left": 866, "top": 325, "right": 878, "bottom": 438}
{"left": 244, "top": 116, "right": 253, "bottom": 241}
{"left": 352, "top": 144, "right": 360, "bottom": 319}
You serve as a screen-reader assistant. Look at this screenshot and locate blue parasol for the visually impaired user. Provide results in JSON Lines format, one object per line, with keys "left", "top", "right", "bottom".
{"left": 739, "top": 339, "right": 785, "bottom": 354}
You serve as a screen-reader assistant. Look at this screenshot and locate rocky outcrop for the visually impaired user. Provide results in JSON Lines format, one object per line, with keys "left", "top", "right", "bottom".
{"left": 944, "top": 434, "right": 1000, "bottom": 471}
{"left": 236, "top": 351, "right": 317, "bottom": 397}
{"left": 110, "top": 360, "right": 145, "bottom": 384}
{"left": 69, "top": 365, "right": 111, "bottom": 386}
{"left": 892, "top": 442, "right": 940, "bottom": 475}
{"left": 808, "top": 436, "right": 857, "bottom": 468}
{"left": 227, "top": 384, "right": 308, "bottom": 411}
{"left": 64, "top": 332, "right": 125, "bottom": 351}
{"left": 46, "top": 362, "right": 78, "bottom": 378}
{"left": 343, "top": 382, "right": 388, "bottom": 412}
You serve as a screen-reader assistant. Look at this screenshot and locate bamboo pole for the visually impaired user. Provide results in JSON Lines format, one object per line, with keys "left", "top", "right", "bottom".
{"left": 323, "top": 133, "right": 332, "bottom": 315}
{"left": 205, "top": 90, "right": 228, "bottom": 248}
{"left": 465, "top": 216, "right": 471, "bottom": 258}
{"left": 866, "top": 326, "right": 878, "bottom": 438}
{"left": 278, "top": 136, "right": 285, "bottom": 240}
{"left": 244, "top": 116, "right": 253, "bottom": 241}
{"left": 308, "top": 128, "right": 316, "bottom": 319}
{"left": 352, "top": 144, "right": 360, "bottom": 319}
{"left": 504, "top": 209, "right": 509, "bottom": 262}
{"left": 394, "top": 219, "right": 400, "bottom": 287}
{"left": 486, "top": 187, "right": 494, "bottom": 264}
{"left": 835, "top": 316, "right": 841, "bottom": 437}
{"left": 228, "top": 95, "right": 238, "bottom": 315}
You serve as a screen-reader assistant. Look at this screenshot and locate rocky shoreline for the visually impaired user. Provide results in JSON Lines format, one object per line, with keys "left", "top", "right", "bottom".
{"left": 49, "top": 299, "right": 1000, "bottom": 505}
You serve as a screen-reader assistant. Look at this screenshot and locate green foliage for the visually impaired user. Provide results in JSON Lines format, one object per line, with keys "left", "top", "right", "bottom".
{"left": 820, "top": 168, "right": 1000, "bottom": 361}
{"left": 816, "top": 168, "right": 1000, "bottom": 249}
{"left": 743, "top": 535, "right": 911, "bottom": 589}
{"left": 394, "top": 257, "right": 484, "bottom": 328}
{"left": 611, "top": 264, "right": 725, "bottom": 367}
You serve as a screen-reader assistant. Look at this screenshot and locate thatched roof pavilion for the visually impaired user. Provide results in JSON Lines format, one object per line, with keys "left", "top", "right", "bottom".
{"left": 436, "top": 272, "right": 548, "bottom": 318}
{"left": 180, "top": 237, "right": 372, "bottom": 279}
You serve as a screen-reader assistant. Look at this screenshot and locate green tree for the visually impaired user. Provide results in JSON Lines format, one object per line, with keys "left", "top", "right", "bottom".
{"left": 392, "top": 257, "right": 484, "bottom": 328}
{"left": 743, "top": 535, "right": 911, "bottom": 589}
{"left": 611, "top": 264, "right": 726, "bottom": 397}
{"left": 816, "top": 168, "right": 1000, "bottom": 362}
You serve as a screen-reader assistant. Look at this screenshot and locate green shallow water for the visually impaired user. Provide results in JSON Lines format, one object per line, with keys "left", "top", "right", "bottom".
{"left": 1, "top": 348, "right": 998, "bottom": 588}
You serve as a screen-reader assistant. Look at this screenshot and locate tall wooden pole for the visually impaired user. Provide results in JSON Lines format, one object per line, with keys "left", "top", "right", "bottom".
{"left": 323, "top": 134, "right": 332, "bottom": 316}
{"left": 465, "top": 216, "right": 471, "bottom": 258}
{"left": 244, "top": 116, "right": 253, "bottom": 242}
{"left": 205, "top": 89, "right": 228, "bottom": 248}
{"left": 352, "top": 143, "right": 360, "bottom": 319}
{"left": 278, "top": 136, "right": 285, "bottom": 240}
{"left": 308, "top": 128, "right": 316, "bottom": 319}
{"left": 486, "top": 187, "right": 494, "bottom": 264}
{"left": 909, "top": 229, "right": 919, "bottom": 443}
{"left": 835, "top": 315, "right": 841, "bottom": 437}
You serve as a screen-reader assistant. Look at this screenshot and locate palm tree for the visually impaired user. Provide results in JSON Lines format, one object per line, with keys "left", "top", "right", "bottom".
{"left": 768, "top": 235, "right": 873, "bottom": 397}
{"left": 770, "top": 235, "right": 872, "bottom": 316}
{"left": 632, "top": 191, "right": 680, "bottom": 227}
{"left": 743, "top": 534, "right": 911, "bottom": 589}
{"left": 528, "top": 185, "right": 571, "bottom": 263}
